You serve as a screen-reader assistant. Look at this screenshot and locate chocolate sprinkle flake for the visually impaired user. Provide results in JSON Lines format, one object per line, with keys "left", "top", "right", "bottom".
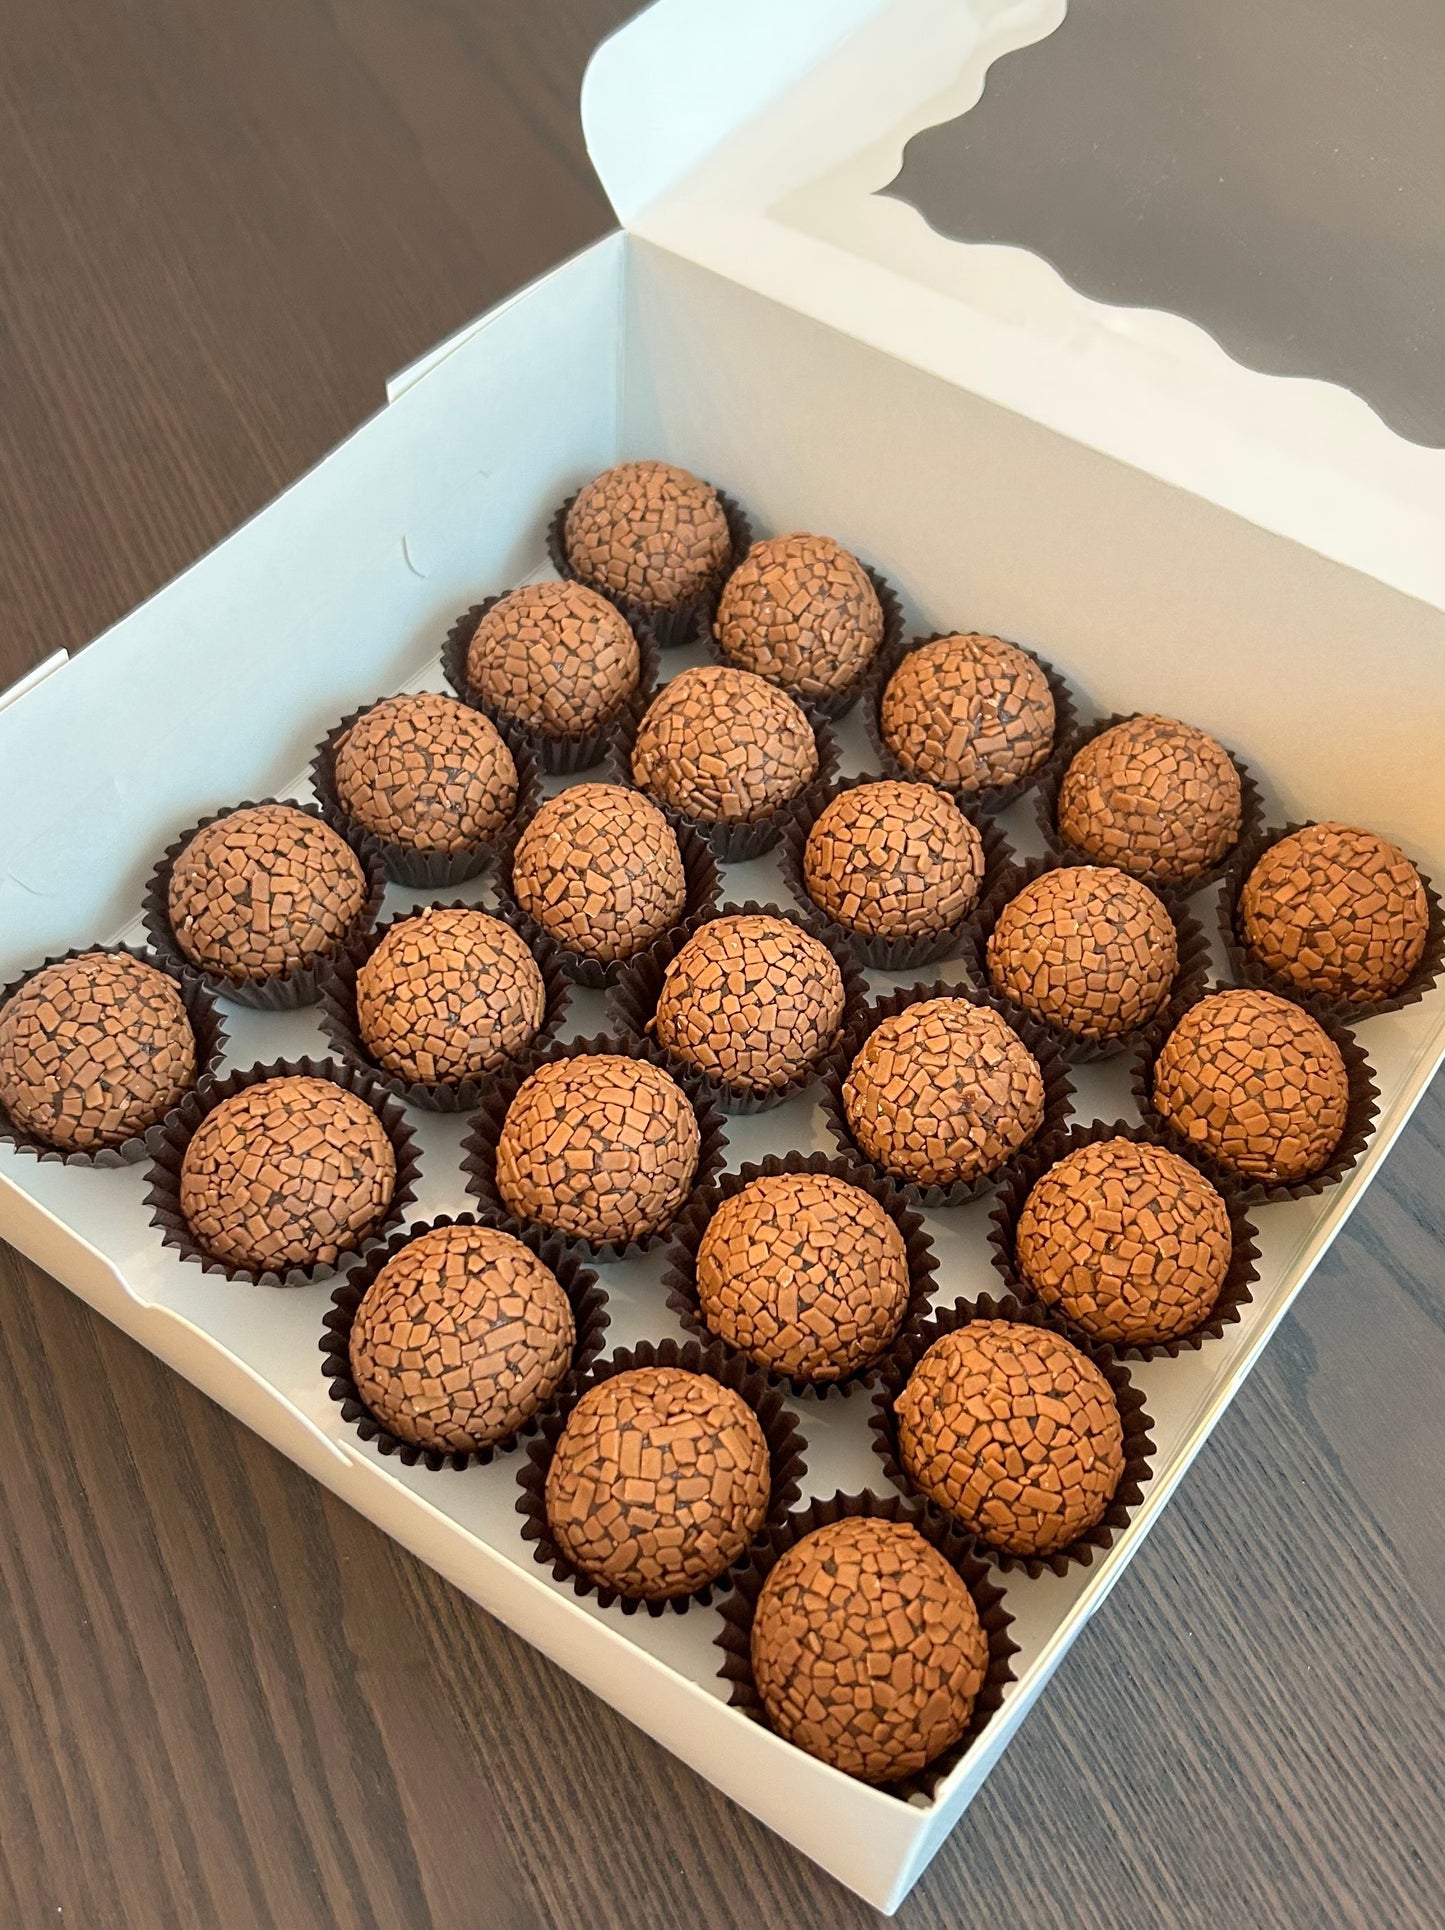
{"left": 880, "top": 634, "right": 1055, "bottom": 795}
{"left": 563, "top": 460, "right": 732, "bottom": 612}
{"left": 716, "top": 534, "right": 884, "bottom": 701}
{"left": 1057, "top": 714, "right": 1243, "bottom": 886}
{"left": 986, "top": 865, "right": 1177, "bottom": 1040}
{"left": 511, "top": 784, "right": 687, "bottom": 963}
{"left": 333, "top": 692, "right": 518, "bottom": 853}
{"left": 630, "top": 666, "right": 819, "bottom": 824}
{"left": 467, "top": 580, "right": 641, "bottom": 736}
{"left": 803, "top": 779, "right": 986, "bottom": 940}
{"left": 356, "top": 908, "right": 546, "bottom": 1086}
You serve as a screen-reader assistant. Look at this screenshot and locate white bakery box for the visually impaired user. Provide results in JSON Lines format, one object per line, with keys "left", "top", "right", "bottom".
{"left": 4, "top": 0, "right": 1444, "bottom": 1912}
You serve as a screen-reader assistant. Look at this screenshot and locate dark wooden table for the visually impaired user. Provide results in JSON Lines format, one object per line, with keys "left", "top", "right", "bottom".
{"left": 2, "top": 4, "right": 1443, "bottom": 1925}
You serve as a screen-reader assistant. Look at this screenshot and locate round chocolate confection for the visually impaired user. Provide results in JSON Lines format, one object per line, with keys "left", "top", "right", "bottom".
{"left": 986, "top": 866, "right": 1178, "bottom": 1041}
{"left": 544, "top": 1365, "right": 770, "bottom": 1600}
{"left": 751, "top": 1516, "right": 987, "bottom": 1782}
{"left": 716, "top": 534, "right": 884, "bottom": 701}
{"left": 1153, "top": 988, "right": 1348, "bottom": 1184}
{"left": 355, "top": 909, "right": 546, "bottom": 1086}
{"left": 332, "top": 693, "right": 518, "bottom": 854}
{"left": 466, "top": 580, "right": 640, "bottom": 737}
{"left": 696, "top": 1173, "right": 909, "bottom": 1381}
{"left": 168, "top": 804, "right": 368, "bottom": 982}
{"left": 881, "top": 634, "right": 1056, "bottom": 795}
{"left": 630, "top": 666, "right": 819, "bottom": 824}
{"left": 1238, "top": 821, "right": 1430, "bottom": 1006}
{"left": 564, "top": 460, "right": 732, "bottom": 612}
{"left": 179, "top": 1076, "right": 395, "bottom": 1273}
{"left": 1057, "top": 715, "right": 1243, "bottom": 886}
{"left": 496, "top": 1054, "right": 700, "bottom": 1246}
{"left": 843, "top": 1000, "right": 1044, "bottom": 1188}
{"left": 349, "top": 1223, "right": 574, "bottom": 1452}
{"left": 1016, "top": 1139, "right": 1232, "bottom": 1346}
{"left": 0, "top": 952, "right": 197, "bottom": 1151}
{"left": 897, "top": 1322, "right": 1125, "bottom": 1556}
{"left": 803, "top": 781, "right": 985, "bottom": 940}
{"left": 653, "top": 914, "right": 846, "bottom": 1094}
{"left": 510, "top": 784, "right": 686, "bottom": 963}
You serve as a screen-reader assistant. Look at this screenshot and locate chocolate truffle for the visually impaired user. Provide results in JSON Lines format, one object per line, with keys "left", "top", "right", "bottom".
{"left": 0, "top": 952, "right": 197, "bottom": 1151}
{"left": 716, "top": 534, "right": 884, "bottom": 701}
{"left": 564, "top": 460, "right": 732, "bottom": 611}
{"left": 653, "top": 914, "right": 846, "bottom": 1094}
{"left": 496, "top": 1054, "right": 700, "bottom": 1245}
{"left": 630, "top": 666, "right": 819, "bottom": 824}
{"left": 349, "top": 1224, "right": 574, "bottom": 1452}
{"left": 466, "top": 580, "right": 641, "bottom": 737}
{"left": 167, "top": 804, "right": 369, "bottom": 982}
{"left": 544, "top": 1365, "right": 770, "bottom": 1599}
{"left": 510, "top": 784, "right": 687, "bottom": 963}
{"left": 1152, "top": 988, "right": 1349, "bottom": 1184}
{"left": 179, "top": 1076, "right": 395, "bottom": 1273}
{"left": 751, "top": 1517, "right": 987, "bottom": 1782}
{"left": 355, "top": 909, "right": 546, "bottom": 1086}
{"left": 897, "top": 1322, "right": 1125, "bottom": 1556}
{"left": 1016, "top": 1139, "right": 1232, "bottom": 1346}
{"left": 1057, "top": 715, "right": 1243, "bottom": 886}
{"left": 332, "top": 692, "right": 518, "bottom": 853}
{"left": 1238, "top": 821, "right": 1430, "bottom": 1005}
{"left": 803, "top": 781, "right": 985, "bottom": 940}
{"left": 986, "top": 866, "right": 1178, "bottom": 1040}
{"left": 843, "top": 1000, "right": 1045, "bottom": 1188}
{"left": 881, "top": 634, "right": 1055, "bottom": 795}
{"left": 696, "top": 1174, "right": 910, "bottom": 1381}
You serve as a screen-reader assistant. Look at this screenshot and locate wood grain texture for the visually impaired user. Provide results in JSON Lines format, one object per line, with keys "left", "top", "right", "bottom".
{"left": 1, "top": 2, "right": 1443, "bottom": 1925}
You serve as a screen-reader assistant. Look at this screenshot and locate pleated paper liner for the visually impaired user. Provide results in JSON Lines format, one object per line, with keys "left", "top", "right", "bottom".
{"left": 869, "top": 1293, "right": 1156, "bottom": 1579}
{"left": 714, "top": 1489, "right": 1017, "bottom": 1803}
{"left": 309, "top": 696, "right": 542, "bottom": 890}
{"left": 142, "top": 798, "right": 388, "bottom": 1011}
{"left": 1217, "top": 819, "right": 1445, "bottom": 1025}
{"left": 986, "top": 1119, "right": 1260, "bottom": 1362}
{"left": 658, "top": 1150, "right": 940, "bottom": 1401}
{"left": 319, "top": 1212, "right": 609, "bottom": 1472}
{"left": 514, "top": 1335, "right": 807, "bottom": 1617}
{"left": 818, "top": 978, "right": 1075, "bottom": 1210}
{"left": 489, "top": 799, "right": 722, "bottom": 992}
{"left": 862, "top": 629, "right": 1082, "bottom": 815}
{"left": 441, "top": 594, "right": 659, "bottom": 775}
{"left": 315, "top": 901, "right": 571, "bottom": 1114}
{"left": 704, "top": 562, "right": 904, "bottom": 723}
{"left": 459, "top": 1031, "right": 728, "bottom": 1264}
{"left": 1131, "top": 979, "right": 1379, "bottom": 1207}
{"left": 605, "top": 899, "right": 870, "bottom": 1116}
{"left": 775, "top": 771, "right": 1019, "bottom": 975}
{"left": 144, "top": 1055, "right": 421, "bottom": 1289}
{"left": 545, "top": 484, "right": 755, "bottom": 652}
{"left": 0, "top": 944, "right": 228, "bottom": 1167}
{"left": 960, "top": 852, "right": 1214, "bottom": 1066}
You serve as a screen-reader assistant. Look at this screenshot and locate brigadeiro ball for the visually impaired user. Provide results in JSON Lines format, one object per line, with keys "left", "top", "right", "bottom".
{"left": 716, "top": 534, "right": 884, "bottom": 702}
{"left": 653, "top": 914, "right": 846, "bottom": 1094}
{"left": 466, "top": 580, "right": 641, "bottom": 738}
{"left": 1016, "top": 1139, "right": 1233, "bottom": 1346}
{"left": 751, "top": 1517, "right": 988, "bottom": 1782}
{"left": 896, "top": 1322, "right": 1125, "bottom": 1557}
{"left": 630, "top": 666, "right": 819, "bottom": 824}
{"left": 332, "top": 693, "right": 518, "bottom": 854}
{"left": 843, "top": 1000, "right": 1045, "bottom": 1189}
{"left": 1238, "top": 822, "right": 1431, "bottom": 1006}
{"left": 1152, "top": 988, "right": 1349, "bottom": 1184}
{"left": 179, "top": 1076, "right": 396, "bottom": 1273}
{"left": 804, "top": 781, "right": 985, "bottom": 940}
{"left": 544, "top": 1365, "right": 770, "bottom": 1600}
{"left": 696, "top": 1173, "right": 910, "bottom": 1382}
{"left": 511, "top": 784, "right": 686, "bottom": 964}
{"left": 881, "top": 634, "right": 1056, "bottom": 795}
{"left": 986, "top": 866, "right": 1178, "bottom": 1041}
{"left": 564, "top": 460, "right": 733, "bottom": 612}
{"left": 167, "top": 804, "right": 369, "bottom": 982}
{"left": 0, "top": 952, "right": 197, "bottom": 1152}
{"left": 496, "top": 1054, "right": 701, "bottom": 1246}
{"left": 349, "top": 1223, "right": 575, "bottom": 1453}
{"left": 1056, "top": 715, "right": 1243, "bottom": 885}
{"left": 355, "top": 909, "right": 546, "bottom": 1087}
